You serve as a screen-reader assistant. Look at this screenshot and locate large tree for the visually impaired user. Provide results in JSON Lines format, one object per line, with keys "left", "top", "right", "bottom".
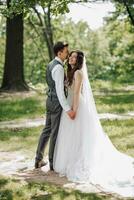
{"left": 0, "top": 0, "right": 29, "bottom": 91}
{"left": 0, "top": 0, "right": 133, "bottom": 91}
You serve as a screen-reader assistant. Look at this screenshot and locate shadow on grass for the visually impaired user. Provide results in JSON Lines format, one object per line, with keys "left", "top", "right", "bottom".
{"left": 96, "top": 93, "right": 134, "bottom": 113}
{"left": 0, "top": 126, "right": 41, "bottom": 141}
{"left": 102, "top": 119, "right": 134, "bottom": 127}
{"left": 31, "top": 192, "right": 104, "bottom": 200}
{"left": 0, "top": 97, "right": 45, "bottom": 121}
{"left": 0, "top": 189, "right": 13, "bottom": 200}
{"left": 95, "top": 88, "right": 133, "bottom": 95}
{"left": 98, "top": 94, "right": 134, "bottom": 105}
{"left": 0, "top": 178, "right": 13, "bottom": 200}
{"left": 101, "top": 119, "right": 134, "bottom": 139}
{"left": 0, "top": 178, "right": 126, "bottom": 200}
{"left": 30, "top": 183, "right": 105, "bottom": 200}
{"left": 0, "top": 178, "right": 9, "bottom": 187}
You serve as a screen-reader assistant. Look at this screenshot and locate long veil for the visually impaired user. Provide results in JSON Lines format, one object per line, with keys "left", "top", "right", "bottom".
{"left": 81, "top": 57, "right": 134, "bottom": 197}
{"left": 82, "top": 57, "right": 101, "bottom": 120}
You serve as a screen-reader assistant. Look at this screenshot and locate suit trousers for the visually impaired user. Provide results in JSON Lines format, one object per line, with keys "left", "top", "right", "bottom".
{"left": 35, "top": 96, "right": 62, "bottom": 168}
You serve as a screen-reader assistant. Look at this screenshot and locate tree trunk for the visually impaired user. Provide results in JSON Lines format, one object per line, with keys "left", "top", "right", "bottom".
{"left": 0, "top": 0, "right": 29, "bottom": 91}
{"left": 43, "top": 28, "right": 54, "bottom": 60}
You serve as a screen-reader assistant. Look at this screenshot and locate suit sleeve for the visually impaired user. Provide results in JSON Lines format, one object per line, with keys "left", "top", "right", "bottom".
{"left": 52, "top": 64, "right": 71, "bottom": 112}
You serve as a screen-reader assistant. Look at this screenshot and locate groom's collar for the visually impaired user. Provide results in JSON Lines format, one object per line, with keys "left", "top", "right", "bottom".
{"left": 55, "top": 56, "right": 63, "bottom": 65}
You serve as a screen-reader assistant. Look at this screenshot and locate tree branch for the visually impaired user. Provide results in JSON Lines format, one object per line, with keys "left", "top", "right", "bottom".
{"left": 123, "top": 0, "right": 134, "bottom": 26}
{"left": 33, "top": 6, "right": 44, "bottom": 27}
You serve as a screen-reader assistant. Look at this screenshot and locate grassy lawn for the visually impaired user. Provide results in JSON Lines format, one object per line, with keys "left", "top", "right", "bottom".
{"left": 91, "top": 80, "right": 134, "bottom": 114}
{"left": 0, "top": 177, "right": 124, "bottom": 200}
{"left": 0, "top": 126, "right": 43, "bottom": 156}
{"left": 0, "top": 80, "right": 133, "bottom": 122}
{"left": 101, "top": 119, "right": 134, "bottom": 157}
{"left": 0, "top": 119, "right": 134, "bottom": 200}
{"left": 95, "top": 93, "right": 134, "bottom": 114}
{"left": 0, "top": 92, "right": 45, "bottom": 122}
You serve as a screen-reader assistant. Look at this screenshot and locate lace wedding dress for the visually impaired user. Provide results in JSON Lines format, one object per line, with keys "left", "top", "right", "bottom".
{"left": 53, "top": 59, "right": 134, "bottom": 198}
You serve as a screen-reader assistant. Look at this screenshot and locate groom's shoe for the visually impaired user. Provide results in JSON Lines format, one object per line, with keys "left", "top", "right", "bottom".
{"left": 50, "top": 166, "right": 54, "bottom": 171}
{"left": 50, "top": 164, "right": 54, "bottom": 171}
{"left": 35, "top": 160, "right": 47, "bottom": 169}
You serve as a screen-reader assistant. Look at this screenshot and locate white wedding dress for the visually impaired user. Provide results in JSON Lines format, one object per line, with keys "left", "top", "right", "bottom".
{"left": 53, "top": 59, "right": 134, "bottom": 198}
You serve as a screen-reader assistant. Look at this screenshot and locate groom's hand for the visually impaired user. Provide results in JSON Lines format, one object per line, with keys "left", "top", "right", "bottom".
{"left": 67, "top": 110, "right": 76, "bottom": 120}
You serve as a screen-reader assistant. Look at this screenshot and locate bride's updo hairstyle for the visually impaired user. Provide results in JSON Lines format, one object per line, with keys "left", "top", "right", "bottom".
{"left": 67, "top": 50, "right": 84, "bottom": 86}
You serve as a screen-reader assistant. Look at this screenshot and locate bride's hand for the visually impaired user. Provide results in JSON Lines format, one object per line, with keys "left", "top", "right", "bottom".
{"left": 72, "top": 106, "right": 77, "bottom": 114}
{"left": 67, "top": 110, "right": 76, "bottom": 120}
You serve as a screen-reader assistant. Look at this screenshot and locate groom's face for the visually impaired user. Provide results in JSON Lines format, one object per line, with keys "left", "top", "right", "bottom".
{"left": 60, "top": 47, "right": 69, "bottom": 61}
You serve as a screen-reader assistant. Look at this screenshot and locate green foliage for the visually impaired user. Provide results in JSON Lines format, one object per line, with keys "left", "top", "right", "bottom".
{"left": 113, "top": 0, "right": 134, "bottom": 25}
{"left": 0, "top": 0, "right": 98, "bottom": 17}
{"left": 0, "top": 1, "right": 133, "bottom": 84}
{"left": 24, "top": 18, "right": 49, "bottom": 84}
{"left": 103, "top": 19, "right": 134, "bottom": 82}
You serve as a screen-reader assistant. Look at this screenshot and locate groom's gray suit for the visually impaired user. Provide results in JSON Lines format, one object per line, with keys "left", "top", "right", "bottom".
{"left": 35, "top": 57, "right": 70, "bottom": 169}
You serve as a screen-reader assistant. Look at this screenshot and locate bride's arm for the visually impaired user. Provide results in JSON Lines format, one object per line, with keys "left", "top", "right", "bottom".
{"left": 72, "top": 70, "right": 83, "bottom": 113}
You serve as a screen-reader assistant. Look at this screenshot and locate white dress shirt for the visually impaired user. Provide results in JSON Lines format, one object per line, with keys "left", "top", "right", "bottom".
{"left": 51, "top": 57, "right": 71, "bottom": 112}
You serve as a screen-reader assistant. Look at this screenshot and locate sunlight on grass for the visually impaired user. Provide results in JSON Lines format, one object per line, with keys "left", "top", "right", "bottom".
{"left": 0, "top": 126, "right": 44, "bottom": 157}
{"left": 0, "top": 176, "right": 123, "bottom": 200}
{"left": 96, "top": 93, "right": 134, "bottom": 113}
{"left": 0, "top": 94, "right": 45, "bottom": 121}
{"left": 91, "top": 80, "right": 134, "bottom": 94}
{"left": 90, "top": 80, "right": 134, "bottom": 114}
{"left": 0, "top": 81, "right": 133, "bottom": 122}
{"left": 101, "top": 119, "right": 134, "bottom": 157}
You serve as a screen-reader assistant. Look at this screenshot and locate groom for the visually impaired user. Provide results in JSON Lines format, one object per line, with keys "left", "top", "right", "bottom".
{"left": 35, "top": 41, "right": 76, "bottom": 170}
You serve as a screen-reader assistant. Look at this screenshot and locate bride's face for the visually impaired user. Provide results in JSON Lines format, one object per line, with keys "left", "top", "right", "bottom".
{"left": 68, "top": 52, "right": 77, "bottom": 68}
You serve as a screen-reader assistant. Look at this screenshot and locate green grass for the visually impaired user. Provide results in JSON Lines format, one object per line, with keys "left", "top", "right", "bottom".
{"left": 95, "top": 93, "right": 134, "bottom": 113}
{"left": 101, "top": 119, "right": 134, "bottom": 157}
{"left": 91, "top": 80, "right": 134, "bottom": 94}
{"left": 90, "top": 80, "right": 134, "bottom": 114}
{"left": 0, "top": 176, "right": 125, "bottom": 200}
{"left": 0, "top": 94, "right": 45, "bottom": 122}
{"left": 0, "top": 81, "right": 133, "bottom": 122}
{"left": 0, "top": 126, "right": 43, "bottom": 155}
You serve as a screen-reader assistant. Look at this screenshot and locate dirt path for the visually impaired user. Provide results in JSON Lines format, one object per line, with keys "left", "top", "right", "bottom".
{"left": 0, "top": 151, "right": 101, "bottom": 193}
{"left": 0, "top": 112, "right": 134, "bottom": 129}
{"left": 0, "top": 151, "right": 124, "bottom": 199}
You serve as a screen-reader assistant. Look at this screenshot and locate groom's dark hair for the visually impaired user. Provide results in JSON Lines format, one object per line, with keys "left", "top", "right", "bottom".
{"left": 53, "top": 41, "right": 68, "bottom": 56}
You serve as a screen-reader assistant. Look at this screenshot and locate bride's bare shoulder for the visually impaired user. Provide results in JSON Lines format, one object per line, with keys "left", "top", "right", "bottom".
{"left": 74, "top": 70, "right": 83, "bottom": 80}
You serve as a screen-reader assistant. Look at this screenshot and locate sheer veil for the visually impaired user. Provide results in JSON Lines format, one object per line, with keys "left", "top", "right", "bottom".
{"left": 81, "top": 57, "right": 134, "bottom": 197}
{"left": 82, "top": 57, "right": 103, "bottom": 133}
{"left": 82, "top": 57, "right": 99, "bottom": 115}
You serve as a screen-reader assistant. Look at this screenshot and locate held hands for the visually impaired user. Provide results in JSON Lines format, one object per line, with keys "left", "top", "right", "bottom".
{"left": 67, "top": 110, "right": 76, "bottom": 120}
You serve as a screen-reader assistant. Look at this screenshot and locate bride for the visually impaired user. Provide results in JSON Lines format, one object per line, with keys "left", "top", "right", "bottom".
{"left": 53, "top": 50, "right": 134, "bottom": 197}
